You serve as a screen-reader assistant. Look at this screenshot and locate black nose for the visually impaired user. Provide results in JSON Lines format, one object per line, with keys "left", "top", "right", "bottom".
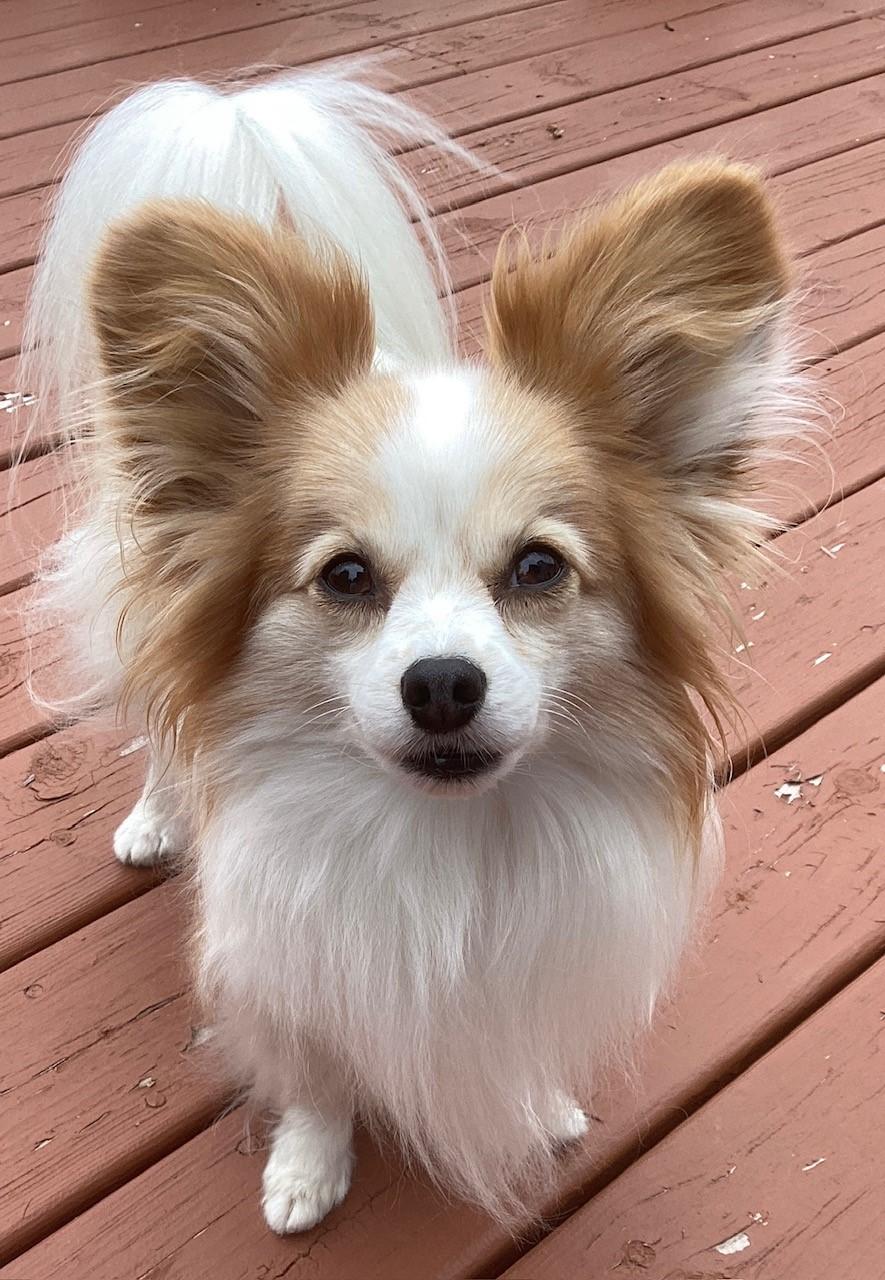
{"left": 400, "top": 657, "right": 487, "bottom": 734}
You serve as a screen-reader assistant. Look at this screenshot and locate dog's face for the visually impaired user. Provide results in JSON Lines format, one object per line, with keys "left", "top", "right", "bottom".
{"left": 88, "top": 159, "right": 791, "bottom": 809}
{"left": 252, "top": 367, "right": 632, "bottom": 792}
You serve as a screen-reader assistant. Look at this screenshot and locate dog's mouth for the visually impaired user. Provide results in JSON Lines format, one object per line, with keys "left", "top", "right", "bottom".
{"left": 402, "top": 747, "right": 504, "bottom": 783}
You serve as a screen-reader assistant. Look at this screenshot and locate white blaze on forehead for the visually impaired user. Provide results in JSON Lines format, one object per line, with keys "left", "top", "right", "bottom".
{"left": 407, "top": 370, "right": 478, "bottom": 451}
{"left": 373, "top": 368, "right": 503, "bottom": 558}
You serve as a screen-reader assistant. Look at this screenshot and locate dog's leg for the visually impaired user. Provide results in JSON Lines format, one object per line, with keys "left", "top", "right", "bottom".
{"left": 262, "top": 1069, "right": 354, "bottom": 1234}
{"left": 113, "top": 753, "right": 188, "bottom": 867}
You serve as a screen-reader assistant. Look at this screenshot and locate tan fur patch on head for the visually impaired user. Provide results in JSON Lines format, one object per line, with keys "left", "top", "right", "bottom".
{"left": 88, "top": 199, "right": 375, "bottom": 750}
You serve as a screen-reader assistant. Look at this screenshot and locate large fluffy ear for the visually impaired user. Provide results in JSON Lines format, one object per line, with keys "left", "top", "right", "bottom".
{"left": 90, "top": 198, "right": 374, "bottom": 512}
{"left": 487, "top": 159, "right": 792, "bottom": 489}
{"left": 87, "top": 199, "right": 374, "bottom": 744}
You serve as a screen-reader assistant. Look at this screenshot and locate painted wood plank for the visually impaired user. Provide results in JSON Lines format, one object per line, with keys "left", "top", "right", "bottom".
{"left": 407, "top": 18, "right": 885, "bottom": 210}
{"left": 723, "top": 479, "right": 885, "bottom": 764}
{"left": 0, "top": 583, "right": 56, "bottom": 756}
{"left": 0, "top": 0, "right": 352, "bottom": 42}
{"left": 0, "top": 453, "right": 62, "bottom": 594}
{"left": 0, "top": 265, "right": 28, "bottom": 362}
{"left": 5, "top": 1, "right": 881, "bottom": 268}
{"left": 0, "top": 0, "right": 405, "bottom": 85}
{"left": 0, "top": 0, "right": 630, "bottom": 144}
{"left": 5, "top": 671, "right": 882, "bottom": 1278}
{"left": 0, "top": 882, "right": 224, "bottom": 1264}
{"left": 0, "top": 726, "right": 154, "bottom": 971}
{"left": 1, "top": 0, "right": 779, "bottom": 92}
{"left": 502, "top": 951, "right": 885, "bottom": 1278}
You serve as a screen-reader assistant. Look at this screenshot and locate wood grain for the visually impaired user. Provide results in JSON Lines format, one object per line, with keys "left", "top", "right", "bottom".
{"left": 0, "top": 454, "right": 62, "bottom": 594}
{"left": 0, "top": 881, "right": 225, "bottom": 1264}
{"left": 0, "top": 725, "right": 154, "bottom": 970}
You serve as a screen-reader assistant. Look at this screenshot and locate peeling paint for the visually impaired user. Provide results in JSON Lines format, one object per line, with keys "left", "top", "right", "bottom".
{"left": 714, "top": 1230, "right": 751, "bottom": 1255}
{"left": 813, "top": 652, "right": 832, "bottom": 665}
{"left": 802, "top": 1156, "right": 826, "bottom": 1171}
{"left": 775, "top": 781, "right": 803, "bottom": 804}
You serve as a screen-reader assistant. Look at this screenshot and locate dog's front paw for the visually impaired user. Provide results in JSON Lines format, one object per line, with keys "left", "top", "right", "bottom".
{"left": 262, "top": 1112, "right": 353, "bottom": 1234}
{"left": 113, "top": 803, "right": 187, "bottom": 867}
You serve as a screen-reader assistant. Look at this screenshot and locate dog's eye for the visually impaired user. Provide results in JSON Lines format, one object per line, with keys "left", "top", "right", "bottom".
{"left": 510, "top": 544, "right": 566, "bottom": 589}
{"left": 320, "top": 554, "right": 375, "bottom": 599}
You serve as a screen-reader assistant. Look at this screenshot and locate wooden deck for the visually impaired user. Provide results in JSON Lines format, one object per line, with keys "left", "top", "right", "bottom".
{"left": 1, "top": 1, "right": 884, "bottom": 1275}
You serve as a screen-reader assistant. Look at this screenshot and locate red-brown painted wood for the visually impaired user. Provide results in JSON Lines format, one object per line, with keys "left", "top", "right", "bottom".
{"left": 0, "top": 0, "right": 657, "bottom": 143}
{"left": 0, "top": 454, "right": 62, "bottom": 593}
{"left": 0, "top": 881, "right": 225, "bottom": 1264}
{"left": 5, "top": 0, "right": 794, "bottom": 93}
{"left": 0, "top": 0, "right": 404, "bottom": 84}
{"left": 408, "top": 18, "right": 885, "bottom": 211}
{"left": 0, "top": 355, "right": 39, "bottom": 469}
{"left": 503, "top": 946, "right": 885, "bottom": 1278}
{"left": 0, "top": 726, "right": 155, "bottom": 971}
{"left": 0, "top": 583, "right": 56, "bottom": 756}
{"left": 6, "top": 674, "right": 882, "bottom": 1278}
{"left": 0, "top": 452, "right": 62, "bottom": 578}
{"left": 0, "top": 0, "right": 347, "bottom": 43}
{"left": 6, "top": 2, "right": 883, "bottom": 270}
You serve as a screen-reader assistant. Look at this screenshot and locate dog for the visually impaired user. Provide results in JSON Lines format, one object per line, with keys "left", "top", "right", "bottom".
{"left": 23, "top": 68, "right": 796, "bottom": 1232}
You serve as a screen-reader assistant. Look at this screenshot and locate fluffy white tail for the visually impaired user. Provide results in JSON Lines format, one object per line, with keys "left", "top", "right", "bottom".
{"left": 25, "top": 67, "right": 475, "bottom": 437}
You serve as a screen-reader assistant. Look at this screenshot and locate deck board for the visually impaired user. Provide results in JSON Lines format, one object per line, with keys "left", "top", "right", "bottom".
{"left": 1, "top": 0, "right": 728, "bottom": 141}
{"left": 1, "top": 0, "right": 883, "bottom": 1274}
{"left": 0, "top": 726, "right": 154, "bottom": 970}
{"left": 0, "top": 882, "right": 220, "bottom": 1263}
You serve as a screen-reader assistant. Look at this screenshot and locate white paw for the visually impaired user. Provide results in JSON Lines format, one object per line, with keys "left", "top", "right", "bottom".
{"left": 543, "top": 1093, "right": 590, "bottom": 1144}
{"left": 113, "top": 803, "right": 187, "bottom": 867}
{"left": 261, "top": 1121, "right": 353, "bottom": 1234}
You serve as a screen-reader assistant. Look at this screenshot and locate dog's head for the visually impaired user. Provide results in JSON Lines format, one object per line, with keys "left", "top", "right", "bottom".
{"left": 89, "top": 160, "right": 790, "bottom": 813}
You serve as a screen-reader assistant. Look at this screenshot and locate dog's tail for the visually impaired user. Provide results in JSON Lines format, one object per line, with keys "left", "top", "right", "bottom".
{"left": 24, "top": 67, "right": 475, "bottom": 440}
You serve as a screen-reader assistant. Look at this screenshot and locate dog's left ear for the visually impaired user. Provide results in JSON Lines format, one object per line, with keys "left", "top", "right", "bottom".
{"left": 487, "top": 159, "right": 791, "bottom": 488}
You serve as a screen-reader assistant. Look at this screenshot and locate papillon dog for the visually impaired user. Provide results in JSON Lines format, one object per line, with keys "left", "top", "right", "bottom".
{"left": 23, "top": 68, "right": 797, "bottom": 1232}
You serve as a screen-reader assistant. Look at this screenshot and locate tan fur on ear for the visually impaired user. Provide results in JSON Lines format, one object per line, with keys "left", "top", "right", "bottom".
{"left": 487, "top": 159, "right": 791, "bottom": 478}
{"left": 91, "top": 199, "right": 374, "bottom": 508}
{"left": 88, "top": 199, "right": 374, "bottom": 749}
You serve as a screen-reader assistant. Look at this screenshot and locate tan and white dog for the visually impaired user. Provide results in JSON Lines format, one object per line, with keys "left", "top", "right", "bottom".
{"left": 24, "top": 69, "right": 799, "bottom": 1232}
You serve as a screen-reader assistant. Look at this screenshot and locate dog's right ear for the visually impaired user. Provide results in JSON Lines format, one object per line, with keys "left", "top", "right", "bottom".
{"left": 89, "top": 199, "right": 374, "bottom": 512}
{"left": 88, "top": 201, "right": 374, "bottom": 747}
